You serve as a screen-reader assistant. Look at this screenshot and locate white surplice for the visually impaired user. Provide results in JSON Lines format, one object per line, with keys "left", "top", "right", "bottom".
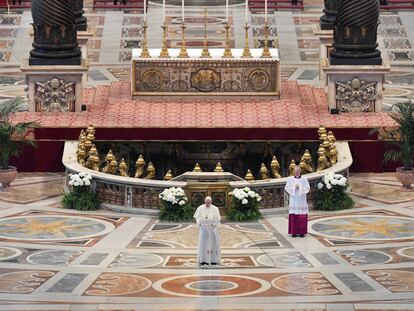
{"left": 284, "top": 176, "right": 310, "bottom": 215}
{"left": 193, "top": 204, "right": 221, "bottom": 264}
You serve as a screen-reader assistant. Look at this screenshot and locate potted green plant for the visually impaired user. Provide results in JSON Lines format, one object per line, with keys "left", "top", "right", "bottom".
{"left": 227, "top": 187, "right": 262, "bottom": 222}
{"left": 0, "top": 97, "right": 38, "bottom": 191}
{"left": 158, "top": 187, "right": 193, "bottom": 221}
{"left": 383, "top": 101, "right": 414, "bottom": 190}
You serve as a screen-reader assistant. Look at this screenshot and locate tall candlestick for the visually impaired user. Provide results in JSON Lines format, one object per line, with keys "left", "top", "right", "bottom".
{"left": 144, "top": 0, "right": 147, "bottom": 21}
{"left": 265, "top": 0, "right": 267, "bottom": 22}
{"left": 226, "top": 0, "right": 228, "bottom": 22}
{"left": 245, "top": 0, "right": 248, "bottom": 23}
{"left": 182, "top": 0, "right": 185, "bottom": 23}
{"left": 162, "top": 0, "right": 165, "bottom": 22}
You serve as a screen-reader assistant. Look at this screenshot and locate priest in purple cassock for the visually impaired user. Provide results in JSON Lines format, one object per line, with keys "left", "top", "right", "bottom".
{"left": 285, "top": 165, "right": 310, "bottom": 238}
{"left": 193, "top": 196, "right": 221, "bottom": 267}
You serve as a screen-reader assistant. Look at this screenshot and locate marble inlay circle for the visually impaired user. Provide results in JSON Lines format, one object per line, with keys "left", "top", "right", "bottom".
{"left": 26, "top": 250, "right": 82, "bottom": 266}
{"left": 398, "top": 246, "right": 414, "bottom": 259}
{"left": 309, "top": 215, "right": 414, "bottom": 241}
{"left": 271, "top": 273, "right": 339, "bottom": 295}
{"left": 153, "top": 274, "right": 270, "bottom": 297}
{"left": 0, "top": 246, "right": 22, "bottom": 261}
{"left": 0, "top": 215, "right": 115, "bottom": 241}
{"left": 336, "top": 250, "right": 392, "bottom": 265}
{"left": 185, "top": 280, "right": 239, "bottom": 292}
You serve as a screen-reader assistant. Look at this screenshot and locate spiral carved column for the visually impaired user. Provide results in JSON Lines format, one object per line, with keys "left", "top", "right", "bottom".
{"left": 74, "top": 0, "right": 87, "bottom": 31}
{"left": 330, "top": 0, "right": 382, "bottom": 65}
{"left": 320, "top": 0, "right": 338, "bottom": 30}
{"left": 30, "top": 0, "right": 81, "bottom": 65}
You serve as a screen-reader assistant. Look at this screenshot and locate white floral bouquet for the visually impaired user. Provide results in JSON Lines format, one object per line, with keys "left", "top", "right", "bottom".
{"left": 314, "top": 172, "right": 354, "bottom": 211}
{"left": 318, "top": 172, "right": 347, "bottom": 190}
{"left": 228, "top": 187, "right": 262, "bottom": 221}
{"left": 158, "top": 187, "right": 193, "bottom": 221}
{"left": 68, "top": 172, "right": 92, "bottom": 187}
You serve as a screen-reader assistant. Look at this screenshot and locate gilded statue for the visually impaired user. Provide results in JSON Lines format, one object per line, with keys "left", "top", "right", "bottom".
{"left": 322, "top": 140, "right": 331, "bottom": 158}
{"left": 91, "top": 155, "right": 100, "bottom": 171}
{"left": 134, "top": 154, "right": 146, "bottom": 178}
{"left": 164, "top": 169, "right": 173, "bottom": 181}
{"left": 245, "top": 169, "right": 254, "bottom": 182}
{"left": 289, "top": 159, "right": 296, "bottom": 176}
{"left": 145, "top": 162, "right": 156, "bottom": 179}
{"left": 330, "top": 145, "right": 338, "bottom": 165}
{"left": 193, "top": 163, "right": 202, "bottom": 172}
{"left": 270, "top": 156, "right": 281, "bottom": 178}
{"left": 318, "top": 144, "right": 325, "bottom": 156}
{"left": 320, "top": 132, "right": 328, "bottom": 142}
{"left": 103, "top": 156, "right": 117, "bottom": 174}
{"left": 301, "top": 149, "right": 314, "bottom": 173}
{"left": 317, "top": 154, "right": 331, "bottom": 171}
{"left": 260, "top": 163, "right": 270, "bottom": 180}
{"left": 119, "top": 158, "right": 129, "bottom": 177}
{"left": 327, "top": 131, "right": 336, "bottom": 144}
{"left": 214, "top": 162, "right": 224, "bottom": 172}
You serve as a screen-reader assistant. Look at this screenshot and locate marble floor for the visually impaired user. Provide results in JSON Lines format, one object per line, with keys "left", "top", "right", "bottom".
{"left": 0, "top": 174, "right": 413, "bottom": 310}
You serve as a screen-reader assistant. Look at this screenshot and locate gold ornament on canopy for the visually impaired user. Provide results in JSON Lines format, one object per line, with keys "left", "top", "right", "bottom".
{"left": 214, "top": 162, "right": 224, "bottom": 172}
{"left": 119, "top": 158, "right": 129, "bottom": 177}
{"left": 270, "top": 156, "right": 281, "bottom": 178}
{"left": 145, "top": 162, "right": 156, "bottom": 179}
{"left": 245, "top": 169, "right": 254, "bottom": 182}
{"left": 289, "top": 159, "right": 296, "bottom": 176}
{"left": 193, "top": 163, "right": 202, "bottom": 172}
{"left": 134, "top": 154, "right": 146, "bottom": 178}
{"left": 164, "top": 169, "right": 173, "bottom": 181}
{"left": 260, "top": 163, "right": 269, "bottom": 179}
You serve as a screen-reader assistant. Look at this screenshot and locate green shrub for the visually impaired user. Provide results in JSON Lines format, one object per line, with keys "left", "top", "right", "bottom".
{"left": 158, "top": 187, "right": 193, "bottom": 221}
{"left": 227, "top": 187, "right": 262, "bottom": 222}
{"left": 62, "top": 173, "right": 100, "bottom": 211}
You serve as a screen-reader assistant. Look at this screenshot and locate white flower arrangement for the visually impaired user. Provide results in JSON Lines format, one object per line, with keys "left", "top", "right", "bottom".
{"left": 317, "top": 172, "right": 347, "bottom": 190}
{"left": 230, "top": 187, "right": 261, "bottom": 204}
{"left": 68, "top": 172, "right": 92, "bottom": 187}
{"left": 159, "top": 187, "right": 188, "bottom": 206}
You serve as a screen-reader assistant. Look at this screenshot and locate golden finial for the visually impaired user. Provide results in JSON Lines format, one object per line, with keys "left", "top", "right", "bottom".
{"left": 320, "top": 132, "right": 328, "bottom": 142}
{"left": 105, "top": 150, "right": 114, "bottom": 163}
{"left": 317, "top": 154, "right": 331, "bottom": 171}
{"left": 270, "top": 156, "right": 281, "bottom": 178}
{"left": 164, "top": 169, "right": 173, "bottom": 181}
{"left": 322, "top": 139, "right": 331, "bottom": 154}
{"left": 260, "top": 163, "right": 269, "bottom": 179}
{"left": 77, "top": 148, "right": 87, "bottom": 166}
{"left": 86, "top": 124, "right": 95, "bottom": 136}
{"left": 301, "top": 149, "right": 314, "bottom": 173}
{"left": 91, "top": 155, "right": 100, "bottom": 171}
{"left": 214, "top": 162, "right": 224, "bottom": 172}
{"left": 84, "top": 138, "right": 92, "bottom": 151}
{"left": 193, "top": 163, "right": 202, "bottom": 172}
{"left": 318, "top": 125, "right": 327, "bottom": 137}
{"left": 79, "top": 129, "right": 86, "bottom": 142}
{"left": 103, "top": 157, "right": 117, "bottom": 174}
{"left": 145, "top": 162, "right": 156, "bottom": 179}
{"left": 299, "top": 159, "right": 306, "bottom": 173}
{"left": 318, "top": 144, "right": 325, "bottom": 156}
{"left": 134, "top": 154, "right": 146, "bottom": 178}
{"left": 289, "top": 159, "right": 296, "bottom": 176}
{"left": 329, "top": 145, "right": 338, "bottom": 165}
{"left": 89, "top": 144, "right": 98, "bottom": 157}
{"left": 327, "top": 130, "right": 336, "bottom": 144}
{"left": 245, "top": 169, "right": 254, "bottom": 182}
{"left": 119, "top": 158, "right": 129, "bottom": 177}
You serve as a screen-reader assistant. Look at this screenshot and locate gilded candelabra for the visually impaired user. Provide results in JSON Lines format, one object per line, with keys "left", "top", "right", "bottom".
{"left": 178, "top": 23, "right": 189, "bottom": 58}
{"left": 261, "top": 22, "right": 271, "bottom": 58}
{"left": 140, "top": 20, "right": 151, "bottom": 58}
{"left": 241, "top": 22, "right": 252, "bottom": 58}
{"left": 222, "top": 22, "right": 233, "bottom": 58}
{"left": 200, "top": 8, "right": 211, "bottom": 58}
{"left": 159, "top": 22, "right": 170, "bottom": 58}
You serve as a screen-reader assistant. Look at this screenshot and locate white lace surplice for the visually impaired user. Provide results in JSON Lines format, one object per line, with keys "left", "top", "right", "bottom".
{"left": 284, "top": 176, "right": 310, "bottom": 215}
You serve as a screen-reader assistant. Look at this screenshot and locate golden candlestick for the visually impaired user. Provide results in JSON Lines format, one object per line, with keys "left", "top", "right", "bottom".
{"left": 241, "top": 22, "right": 252, "bottom": 58}
{"left": 222, "top": 22, "right": 233, "bottom": 58}
{"left": 159, "top": 22, "right": 170, "bottom": 58}
{"left": 140, "top": 20, "right": 151, "bottom": 58}
{"left": 200, "top": 8, "right": 211, "bottom": 58}
{"left": 178, "top": 23, "right": 189, "bottom": 58}
{"left": 261, "top": 22, "right": 271, "bottom": 58}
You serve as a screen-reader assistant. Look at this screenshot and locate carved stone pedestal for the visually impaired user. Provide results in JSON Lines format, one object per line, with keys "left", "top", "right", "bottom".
{"left": 21, "top": 59, "right": 88, "bottom": 112}
{"left": 313, "top": 24, "right": 333, "bottom": 88}
{"left": 322, "top": 60, "right": 390, "bottom": 113}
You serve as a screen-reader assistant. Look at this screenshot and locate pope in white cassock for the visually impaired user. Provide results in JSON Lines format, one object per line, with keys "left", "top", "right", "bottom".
{"left": 285, "top": 165, "right": 310, "bottom": 238}
{"left": 193, "top": 196, "right": 221, "bottom": 267}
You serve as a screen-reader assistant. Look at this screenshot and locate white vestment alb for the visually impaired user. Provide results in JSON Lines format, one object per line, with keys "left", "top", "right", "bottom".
{"left": 285, "top": 176, "right": 310, "bottom": 215}
{"left": 193, "top": 204, "right": 221, "bottom": 264}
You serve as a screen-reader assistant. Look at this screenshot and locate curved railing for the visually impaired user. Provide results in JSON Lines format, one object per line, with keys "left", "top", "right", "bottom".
{"left": 63, "top": 140, "right": 352, "bottom": 214}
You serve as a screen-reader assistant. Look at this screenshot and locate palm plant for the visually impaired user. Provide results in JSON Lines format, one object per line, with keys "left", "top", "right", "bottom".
{"left": 0, "top": 97, "right": 39, "bottom": 169}
{"left": 383, "top": 101, "right": 414, "bottom": 171}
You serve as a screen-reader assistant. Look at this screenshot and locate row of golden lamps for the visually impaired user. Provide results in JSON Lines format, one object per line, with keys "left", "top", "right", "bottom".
{"left": 140, "top": 0, "right": 272, "bottom": 59}
{"left": 76, "top": 126, "right": 338, "bottom": 182}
